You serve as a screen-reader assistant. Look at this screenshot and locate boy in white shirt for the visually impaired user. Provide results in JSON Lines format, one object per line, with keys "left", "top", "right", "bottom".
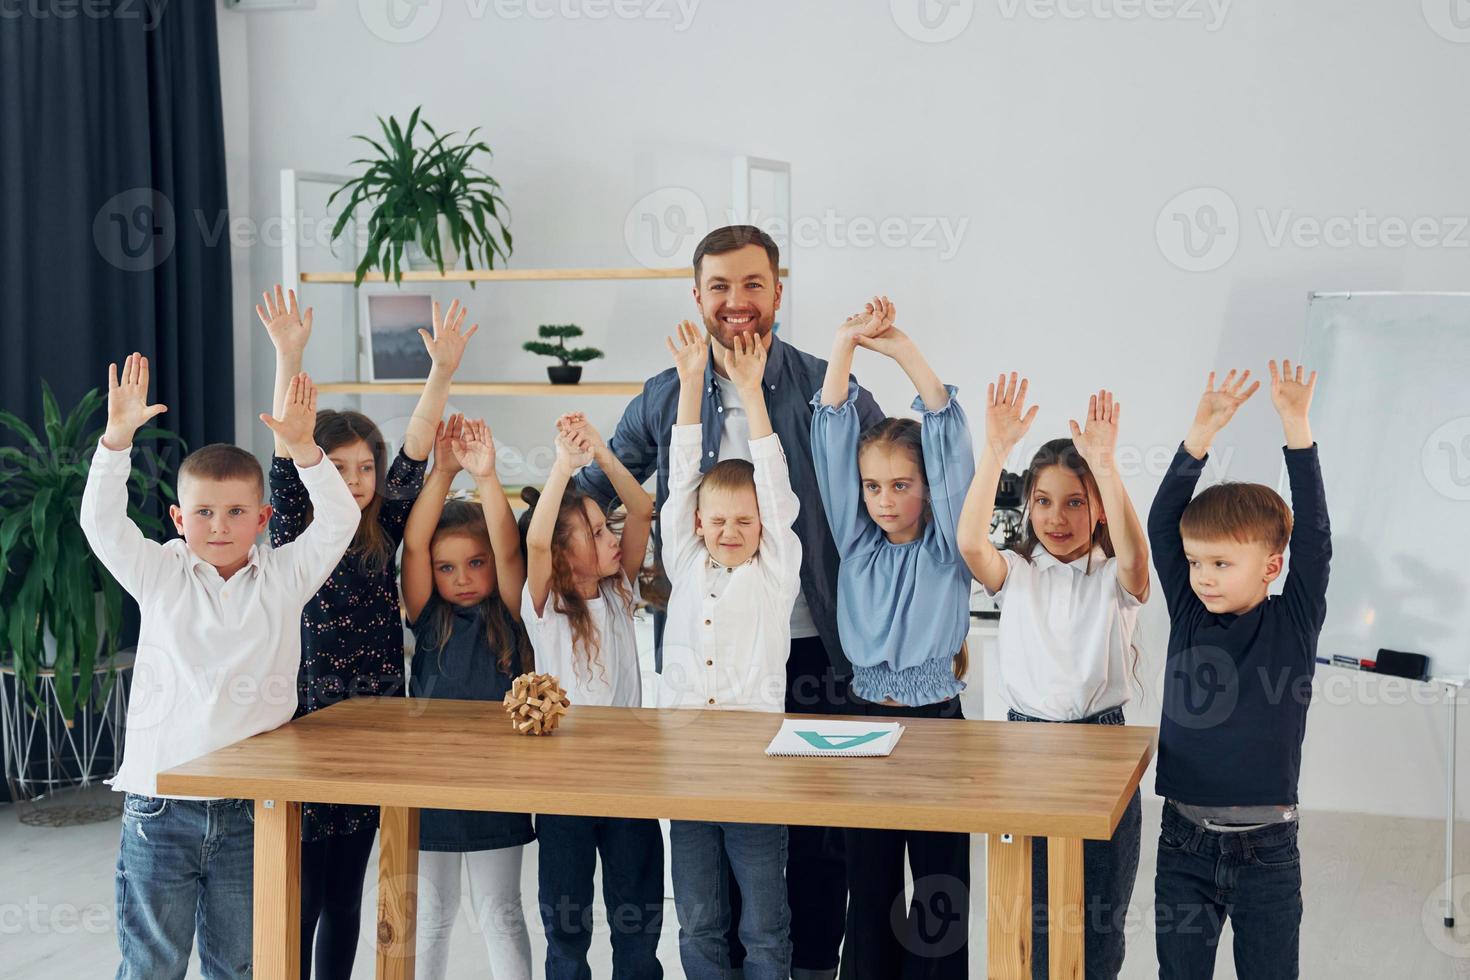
{"left": 80, "top": 354, "right": 357, "bottom": 979}
{"left": 659, "top": 321, "right": 801, "bottom": 980}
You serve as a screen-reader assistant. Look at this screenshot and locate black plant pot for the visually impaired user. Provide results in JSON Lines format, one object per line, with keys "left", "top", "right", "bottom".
{"left": 547, "top": 365, "right": 583, "bottom": 385}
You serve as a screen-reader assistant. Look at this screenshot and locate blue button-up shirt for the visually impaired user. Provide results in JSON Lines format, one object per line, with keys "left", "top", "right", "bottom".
{"left": 573, "top": 335, "right": 884, "bottom": 675}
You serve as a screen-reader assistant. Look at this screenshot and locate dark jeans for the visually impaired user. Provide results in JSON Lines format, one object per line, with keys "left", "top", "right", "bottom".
{"left": 114, "top": 795, "right": 253, "bottom": 980}
{"left": 839, "top": 696, "right": 969, "bottom": 980}
{"left": 1154, "top": 800, "right": 1303, "bottom": 980}
{"left": 729, "top": 634, "right": 852, "bottom": 979}
{"left": 299, "top": 823, "right": 377, "bottom": 980}
{"left": 535, "top": 813, "right": 664, "bottom": 980}
{"left": 1007, "top": 706, "right": 1142, "bottom": 980}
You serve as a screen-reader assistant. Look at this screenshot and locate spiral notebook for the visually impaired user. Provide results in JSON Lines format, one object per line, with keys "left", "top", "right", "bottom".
{"left": 764, "top": 720, "right": 906, "bottom": 757}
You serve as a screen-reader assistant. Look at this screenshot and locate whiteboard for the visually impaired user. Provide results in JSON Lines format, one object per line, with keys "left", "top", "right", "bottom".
{"left": 1298, "top": 293, "right": 1470, "bottom": 682}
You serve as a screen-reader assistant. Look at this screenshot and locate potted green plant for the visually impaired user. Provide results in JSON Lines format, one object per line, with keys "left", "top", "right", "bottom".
{"left": 524, "top": 324, "right": 604, "bottom": 384}
{"left": 0, "top": 383, "right": 182, "bottom": 730}
{"left": 327, "top": 106, "right": 512, "bottom": 286}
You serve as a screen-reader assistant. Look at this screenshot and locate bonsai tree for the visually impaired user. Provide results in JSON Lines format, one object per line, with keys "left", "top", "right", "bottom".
{"left": 0, "top": 383, "right": 183, "bottom": 725}
{"left": 328, "top": 106, "right": 512, "bottom": 286}
{"left": 524, "top": 325, "right": 604, "bottom": 368}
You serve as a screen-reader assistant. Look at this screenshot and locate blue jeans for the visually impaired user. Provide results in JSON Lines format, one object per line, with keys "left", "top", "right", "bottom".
{"left": 1007, "top": 706, "right": 1142, "bottom": 980}
{"left": 1154, "top": 800, "right": 1303, "bottom": 980}
{"left": 670, "top": 820, "right": 791, "bottom": 980}
{"left": 114, "top": 794, "right": 254, "bottom": 980}
{"left": 535, "top": 813, "right": 664, "bottom": 980}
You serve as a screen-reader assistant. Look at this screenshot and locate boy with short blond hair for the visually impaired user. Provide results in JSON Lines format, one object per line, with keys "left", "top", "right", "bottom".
{"left": 81, "top": 353, "right": 358, "bottom": 979}
{"left": 1148, "top": 360, "right": 1332, "bottom": 980}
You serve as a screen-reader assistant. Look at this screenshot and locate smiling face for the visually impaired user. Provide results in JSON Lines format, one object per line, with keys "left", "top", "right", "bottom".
{"left": 696, "top": 483, "right": 763, "bottom": 567}
{"left": 1028, "top": 464, "right": 1105, "bottom": 563}
{"left": 169, "top": 475, "right": 271, "bottom": 580}
{"left": 326, "top": 437, "right": 377, "bottom": 511}
{"left": 858, "top": 443, "right": 927, "bottom": 544}
{"left": 430, "top": 531, "right": 496, "bottom": 607}
{"left": 1182, "top": 535, "right": 1283, "bottom": 615}
{"left": 693, "top": 243, "right": 782, "bottom": 352}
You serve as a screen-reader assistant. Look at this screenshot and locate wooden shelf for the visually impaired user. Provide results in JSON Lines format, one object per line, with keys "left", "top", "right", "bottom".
{"left": 316, "top": 382, "right": 643, "bottom": 396}
{"left": 299, "top": 267, "right": 788, "bottom": 284}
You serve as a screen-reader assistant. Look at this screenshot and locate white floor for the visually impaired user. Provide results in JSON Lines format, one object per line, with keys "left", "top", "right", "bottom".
{"left": 5, "top": 784, "right": 1470, "bottom": 979}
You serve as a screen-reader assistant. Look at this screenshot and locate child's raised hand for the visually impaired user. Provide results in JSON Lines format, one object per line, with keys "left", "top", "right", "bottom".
{"left": 418, "top": 299, "right": 479, "bottom": 375}
{"left": 554, "top": 428, "right": 594, "bottom": 470}
{"left": 1070, "top": 389, "right": 1120, "bottom": 467}
{"left": 1192, "top": 369, "right": 1259, "bottom": 435}
{"left": 104, "top": 353, "right": 168, "bottom": 449}
{"left": 984, "top": 372, "right": 1038, "bottom": 456}
{"left": 256, "top": 284, "right": 312, "bottom": 356}
{"left": 453, "top": 417, "right": 498, "bottom": 480}
{"left": 1268, "top": 359, "right": 1316, "bottom": 421}
{"left": 725, "top": 331, "right": 767, "bottom": 392}
{"left": 259, "top": 373, "right": 319, "bottom": 458}
{"left": 434, "top": 413, "right": 466, "bottom": 475}
{"left": 666, "top": 320, "right": 708, "bottom": 385}
{"left": 837, "top": 295, "right": 896, "bottom": 348}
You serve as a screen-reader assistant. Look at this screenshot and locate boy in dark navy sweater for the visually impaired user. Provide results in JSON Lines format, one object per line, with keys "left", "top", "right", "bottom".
{"left": 1147, "top": 360, "right": 1330, "bottom": 980}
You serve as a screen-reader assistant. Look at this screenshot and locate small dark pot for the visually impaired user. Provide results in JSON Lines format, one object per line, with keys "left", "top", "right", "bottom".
{"left": 547, "top": 365, "right": 583, "bottom": 385}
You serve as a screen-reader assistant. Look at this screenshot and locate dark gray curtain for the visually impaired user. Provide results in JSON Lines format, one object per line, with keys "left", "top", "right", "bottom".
{"left": 0, "top": 0, "right": 234, "bottom": 803}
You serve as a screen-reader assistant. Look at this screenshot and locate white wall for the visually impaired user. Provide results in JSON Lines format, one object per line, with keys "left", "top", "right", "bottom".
{"left": 216, "top": 0, "right": 1469, "bottom": 821}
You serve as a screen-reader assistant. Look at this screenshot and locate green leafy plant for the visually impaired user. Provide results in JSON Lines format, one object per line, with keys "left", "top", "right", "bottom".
{"left": 523, "top": 324, "right": 604, "bottom": 366}
{"left": 0, "top": 384, "right": 183, "bottom": 726}
{"left": 328, "top": 106, "right": 512, "bottom": 286}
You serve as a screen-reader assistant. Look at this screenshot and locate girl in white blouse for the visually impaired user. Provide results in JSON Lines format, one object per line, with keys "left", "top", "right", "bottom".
{"left": 957, "top": 376, "right": 1150, "bottom": 980}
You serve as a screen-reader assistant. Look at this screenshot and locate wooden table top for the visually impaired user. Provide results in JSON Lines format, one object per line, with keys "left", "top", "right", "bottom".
{"left": 157, "top": 698, "right": 1155, "bottom": 839}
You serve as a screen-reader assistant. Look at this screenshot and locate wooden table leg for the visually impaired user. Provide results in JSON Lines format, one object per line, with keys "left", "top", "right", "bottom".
{"left": 376, "top": 805, "right": 420, "bottom": 980}
{"left": 987, "top": 833, "right": 1032, "bottom": 978}
{"left": 253, "top": 799, "right": 300, "bottom": 980}
{"left": 1047, "top": 836, "right": 1085, "bottom": 980}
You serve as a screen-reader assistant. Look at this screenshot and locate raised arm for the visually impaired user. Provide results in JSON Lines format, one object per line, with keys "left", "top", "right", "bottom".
{"left": 572, "top": 386, "right": 659, "bottom": 510}
{"left": 525, "top": 425, "right": 588, "bottom": 617}
{"left": 1269, "top": 359, "right": 1330, "bottom": 631}
{"left": 564, "top": 413, "right": 654, "bottom": 587}
{"left": 256, "top": 285, "right": 312, "bottom": 460}
{"left": 1070, "top": 389, "right": 1149, "bottom": 603}
{"left": 821, "top": 296, "right": 890, "bottom": 408}
{"left": 661, "top": 322, "right": 711, "bottom": 572}
{"left": 80, "top": 353, "right": 172, "bottom": 598}
{"left": 453, "top": 417, "right": 526, "bottom": 618}
{"left": 667, "top": 320, "right": 707, "bottom": 428}
{"left": 402, "top": 415, "right": 463, "bottom": 624}
{"left": 959, "top": 373, "right": 1037, "bottom": 594}
{"left": 403, "top": 300, "right": 479, "bottom": 462}
{"left": 853, "top": 298, "right": 949, "bottom": 413}
{"left": 726, "top": 330, "right": 773, "bottom": 441}
{"left": 1148, "top": 369, "right": 1259, "bottom": 617}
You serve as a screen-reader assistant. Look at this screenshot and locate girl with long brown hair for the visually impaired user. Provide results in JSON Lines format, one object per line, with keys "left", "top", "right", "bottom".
{"left": 957, "top": 377, "right": 1151, "bottom": 980}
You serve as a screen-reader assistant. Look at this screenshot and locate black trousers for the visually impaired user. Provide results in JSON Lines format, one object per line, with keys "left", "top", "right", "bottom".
{"left": 299, "top": 823, "right": 377, "bottom": 980}
{"left": 729, "top": 634, "right": 853, "bottom": 975}
{"left": 840, "top": 696, "right": 969, "bottom": 980}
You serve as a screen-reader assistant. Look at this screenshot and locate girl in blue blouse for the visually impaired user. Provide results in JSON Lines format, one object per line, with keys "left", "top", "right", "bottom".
{"left": 810, "top": 296, "right": 974, "bottom": 980}
{"left": 401, "top": 414, "right": 535, "bottom": 980}
{"left": 258, "top": 286, "right": 475, "bottom": 980}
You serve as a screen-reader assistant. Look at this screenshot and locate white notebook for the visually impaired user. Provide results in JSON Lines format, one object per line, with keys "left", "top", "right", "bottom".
{"left": 764, "top": 719, "right": 906, "bottom": 757}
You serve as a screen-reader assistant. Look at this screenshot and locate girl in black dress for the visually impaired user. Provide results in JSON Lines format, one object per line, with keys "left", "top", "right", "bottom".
{"left": 257, "top": 285, "right": 477, "bottom": 980}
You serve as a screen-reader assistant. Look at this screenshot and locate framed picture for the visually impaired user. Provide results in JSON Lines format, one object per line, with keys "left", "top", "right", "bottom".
{"left": 362, "top": 293, "right": 433, "bottom": 382}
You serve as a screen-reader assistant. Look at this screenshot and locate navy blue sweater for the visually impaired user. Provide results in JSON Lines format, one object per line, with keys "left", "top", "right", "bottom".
{"left": 1149, "top": 443, "right": 1331, "bottom": 806}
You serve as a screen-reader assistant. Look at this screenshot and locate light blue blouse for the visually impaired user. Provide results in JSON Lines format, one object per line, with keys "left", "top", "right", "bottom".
{"left": 810, "top": 382, "right": 975, "bottom": 706}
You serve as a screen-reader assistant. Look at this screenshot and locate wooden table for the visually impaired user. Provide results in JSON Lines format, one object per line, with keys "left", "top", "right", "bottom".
{"left": 156, "top": 697, "right": 1154, "bottom": 979}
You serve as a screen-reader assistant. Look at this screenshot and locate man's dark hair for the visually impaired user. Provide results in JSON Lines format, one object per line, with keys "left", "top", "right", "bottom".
{"left": 692, "top": 225, "right": 780, "bottom": 283}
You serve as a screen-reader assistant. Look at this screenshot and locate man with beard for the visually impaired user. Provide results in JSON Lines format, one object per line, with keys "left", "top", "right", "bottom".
{"left": 574, "top": 225, "right": 882, "bottom": 979}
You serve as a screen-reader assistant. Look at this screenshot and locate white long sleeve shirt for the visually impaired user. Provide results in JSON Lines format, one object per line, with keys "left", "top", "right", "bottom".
{"left": 80, "top": 440, "right": 359, "bottom": 798}
{"left": 656, "top": 425, "right": 801, "bottom": 713}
